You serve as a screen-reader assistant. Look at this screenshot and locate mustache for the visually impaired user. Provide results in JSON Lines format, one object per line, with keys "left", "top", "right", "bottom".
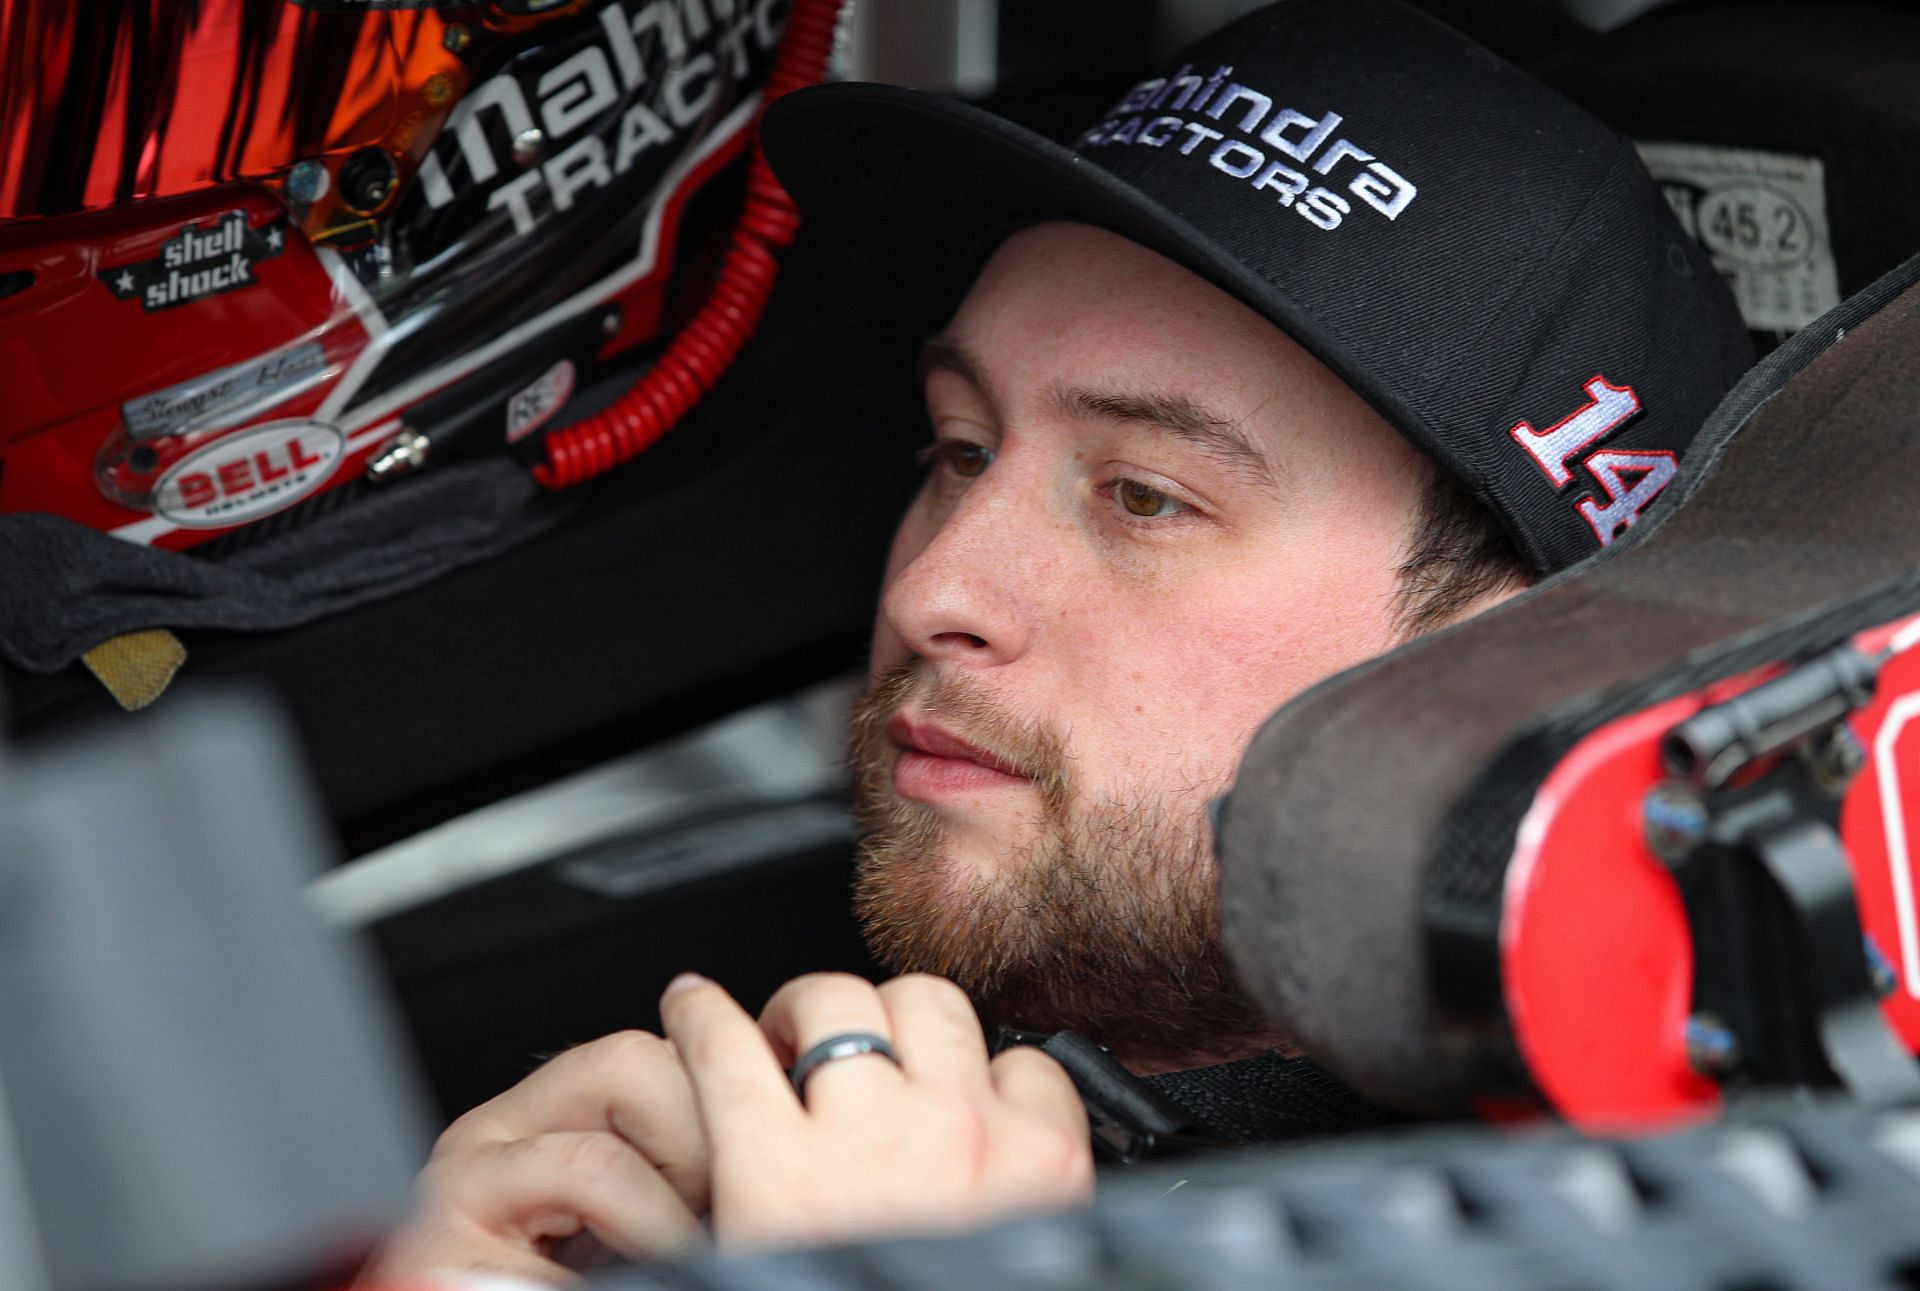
{"left": 848, "top": 664, "right": 1074, "bottom": 815}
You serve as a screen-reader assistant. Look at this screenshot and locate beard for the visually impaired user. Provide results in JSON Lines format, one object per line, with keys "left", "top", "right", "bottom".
{"left": 846, "top": 665, "right": 1285, "bottom": 1070}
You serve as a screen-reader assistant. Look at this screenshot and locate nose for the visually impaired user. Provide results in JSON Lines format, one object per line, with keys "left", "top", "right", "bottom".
{"left": 878, "top": 474, "right": 1038, "bottom": 670}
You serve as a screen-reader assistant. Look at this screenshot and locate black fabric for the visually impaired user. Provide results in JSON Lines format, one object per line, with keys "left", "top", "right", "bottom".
{"left": 1142, "top": 1051, "right": 1409, "bottom": 1145}
{"left": 1216, "top": 251, "right": 1920, "bottom": 1112}
{"left": 763, "top": 0, "right": 1753, "bottom": 573}
{"left": 0, "top": 458, "right": 577, "bottom": 673}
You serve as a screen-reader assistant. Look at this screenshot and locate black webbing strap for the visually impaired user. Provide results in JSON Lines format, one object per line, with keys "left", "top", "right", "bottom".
{"left": 1747, "top": 816, "right": 1920, "bottom": 1106}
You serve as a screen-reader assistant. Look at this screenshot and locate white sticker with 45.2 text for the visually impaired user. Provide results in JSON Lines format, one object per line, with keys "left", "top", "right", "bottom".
{"left": 1637, "top": 141, "right": 1839, "bottom": 336}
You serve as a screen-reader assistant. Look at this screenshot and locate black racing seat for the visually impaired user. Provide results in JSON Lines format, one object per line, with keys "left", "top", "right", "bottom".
{"left": 1217, "top": 248, "right": 1920, "bottom": 1119}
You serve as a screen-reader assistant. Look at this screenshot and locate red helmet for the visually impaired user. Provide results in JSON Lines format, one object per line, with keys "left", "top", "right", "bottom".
{"left": 0, "top": 0, "right": 836, "bottom": 550}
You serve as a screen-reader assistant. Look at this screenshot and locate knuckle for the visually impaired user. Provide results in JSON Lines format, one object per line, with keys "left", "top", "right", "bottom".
{"left": 880, "top": 973, "right": 974, "bottom": 1016}
{"left": 785, "top": 971, "right": 881, "bottom": 1012}
{"left": 1056, "top": 1138, "right": 1096, "bottom": 1194}
{"left": 412, "top": 1154, "right": 468, "bottom": 1201}
{"left": 541, "top": 1028, "right": 671, "bottom": 1091}
{"left": 914, "top": 1091, "right": 990, "bottom": 1145}
{"left": 548, "top": 1132, "right": 631, "bottom": 1185}
{"left": 657, "top": 978, "right": 726, "bottom": 1027}
{"left": 788, "top": 970, "right": 873, "bottom": 993}
{"left": 580, "top": 1028, "right": 670, "bottom": 1077}
{"left": 680, "top": 1025, "right": 747, "bottom": 1073}
{"left": 991, "top": 1045, "right": 1065, "bottom": 1085}
{"left": 997, "top": 1124, "right": 1093, "bottom": 1200}
{"left": 1029, "top": 1105, "right": 1095, "bottom": 1184}
{"left": 433, "top": 1104, "right": 500, "bottom": 1155}
{"left": 1037, "top": 1054, "right": 1081, "bottom": 1096}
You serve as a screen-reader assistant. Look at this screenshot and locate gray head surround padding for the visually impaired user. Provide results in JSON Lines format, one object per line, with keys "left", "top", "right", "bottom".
{"left": 1217, "top": 251, "right": 1920, "bottom": 1113}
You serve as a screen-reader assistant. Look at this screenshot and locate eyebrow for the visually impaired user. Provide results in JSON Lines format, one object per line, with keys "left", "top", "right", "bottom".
{"left": 919, "top": 334, "right": 986, "bottom": 392}
{"left": 1054, "top": 386, "right": 1280, "bottom": 495}
{"left": 919, "top": 333, "right": 1281, "bottom": 495}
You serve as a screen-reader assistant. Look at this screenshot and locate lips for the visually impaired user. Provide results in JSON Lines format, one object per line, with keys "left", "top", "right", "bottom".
{"left": 886, "top": 714, "right": 1031, "bottom": 799}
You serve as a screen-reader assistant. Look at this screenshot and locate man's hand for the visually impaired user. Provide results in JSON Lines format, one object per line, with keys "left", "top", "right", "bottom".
{"left": 661, "top": 971, "right": 1095, "bottom": 1250}
{"left": 364, "top": 1030, "right": 710, "bottom": 1286}
{"left": 366, "top": 971, "right": 1093, "bottom": 1285}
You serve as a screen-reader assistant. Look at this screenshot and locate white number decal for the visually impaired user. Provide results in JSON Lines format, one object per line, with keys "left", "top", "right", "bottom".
{"left": 1508, "top": 375, "right": 1641, "bottom": 488}
{"left": 1575, "top": 449, "right": 1678, "bottom": 547}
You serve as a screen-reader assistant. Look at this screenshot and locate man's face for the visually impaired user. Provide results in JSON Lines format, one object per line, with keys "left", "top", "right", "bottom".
{"left": 850, "top": 222, "right": 1430, "bottom": 1068}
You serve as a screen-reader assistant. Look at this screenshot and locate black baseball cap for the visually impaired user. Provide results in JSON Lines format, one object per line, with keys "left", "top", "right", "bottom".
{"left": 761, "top": 0, "right": 1754, "bottom": 574}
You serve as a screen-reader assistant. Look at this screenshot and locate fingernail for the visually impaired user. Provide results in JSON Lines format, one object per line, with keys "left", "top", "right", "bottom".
{"left": 662, "top": 972, "right": 712, "bottom": 1000}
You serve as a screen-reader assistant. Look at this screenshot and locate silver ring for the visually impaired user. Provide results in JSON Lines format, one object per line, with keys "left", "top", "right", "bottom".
{"left": 788, "top": 1031, "right": 901, "bottom": 1096}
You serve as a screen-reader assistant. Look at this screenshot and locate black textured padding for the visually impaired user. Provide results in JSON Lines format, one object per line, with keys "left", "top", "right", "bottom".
{"left": 1216, "top": 250, "right": 1920, "bottom": 1112}
{"left": 621, "top": 1098, "right": 1920, "bottom": 1291}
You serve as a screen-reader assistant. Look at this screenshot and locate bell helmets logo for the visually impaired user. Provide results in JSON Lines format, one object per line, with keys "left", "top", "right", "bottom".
{"left": 153, "top": 420, "right": 346, "bottom": 528}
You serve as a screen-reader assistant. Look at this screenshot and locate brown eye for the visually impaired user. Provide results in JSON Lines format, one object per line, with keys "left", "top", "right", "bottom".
{"left": 1117, "top": 479, "right": 1181, "bottom": 517}
{"left": 941, "top": 440, "right": 994, "bottom": 478}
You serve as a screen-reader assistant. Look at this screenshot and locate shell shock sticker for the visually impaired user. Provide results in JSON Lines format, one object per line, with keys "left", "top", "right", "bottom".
{"left": 98, "top": 209, "right": 287, "bottom": 312}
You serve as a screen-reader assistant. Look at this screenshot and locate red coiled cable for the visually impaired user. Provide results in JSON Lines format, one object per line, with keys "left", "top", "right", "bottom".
{"left": 532, "top": 0, "right": 844, "bottom": 488}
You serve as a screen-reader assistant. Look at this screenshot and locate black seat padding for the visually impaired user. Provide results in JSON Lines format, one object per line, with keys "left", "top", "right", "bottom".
{"left": 1218, "top": 250, "right": 1920, "bottom": 1111}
